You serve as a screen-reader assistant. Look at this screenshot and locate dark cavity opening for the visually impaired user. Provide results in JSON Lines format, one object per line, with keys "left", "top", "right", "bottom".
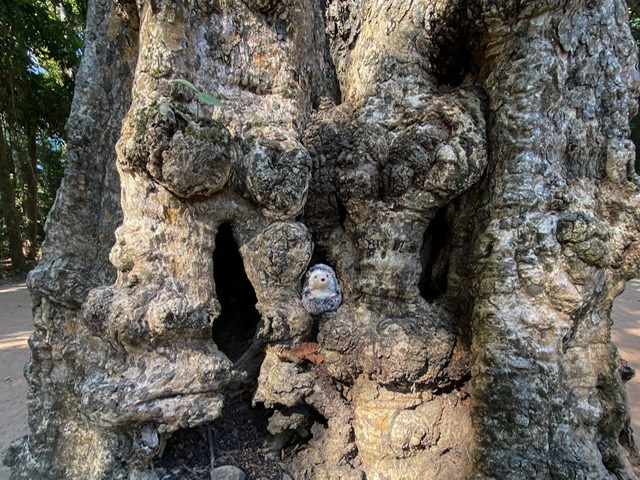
{"left": 212, "top": 222, "right": 261, "bottom": 363}
{"left": 426, "top": 4, "right": 477, "bottom": 87}
{"left": 309, "top": 243, "right": 330, "bottom": 270}
{"left": 419, "top": 207, "right": 451, "bottom": 301}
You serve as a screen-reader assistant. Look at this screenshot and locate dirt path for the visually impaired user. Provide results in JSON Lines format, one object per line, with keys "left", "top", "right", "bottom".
{"left": 0, "top": 281, "right": 31, "bottom": 480}
{"left": 0, "top": 278, "right": 639, "bottom": 480}
{"left": 611, "top": 278, "right": 640, "bottom": 446}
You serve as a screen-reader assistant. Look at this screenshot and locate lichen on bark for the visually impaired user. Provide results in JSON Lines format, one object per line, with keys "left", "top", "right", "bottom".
{"left": 3, "top": 0, "right": 640, "bottom": 479}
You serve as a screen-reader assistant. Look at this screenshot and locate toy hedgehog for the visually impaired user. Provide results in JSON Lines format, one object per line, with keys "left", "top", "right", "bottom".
{"left": 302, "top": 264, "right": 342, "bottom": 314}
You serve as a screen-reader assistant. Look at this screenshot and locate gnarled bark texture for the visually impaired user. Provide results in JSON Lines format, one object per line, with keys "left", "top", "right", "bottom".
{"left": 4, "top": 0, "right": 640, "bottom": 479}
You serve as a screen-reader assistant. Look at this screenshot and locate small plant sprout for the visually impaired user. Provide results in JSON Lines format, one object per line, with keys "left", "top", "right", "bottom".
{"left": 171, "top": 78, "right": 223, "bottom": 116}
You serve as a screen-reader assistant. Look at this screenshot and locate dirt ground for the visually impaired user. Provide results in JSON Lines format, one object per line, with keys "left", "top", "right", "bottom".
{"left": 611, "top": 278, "right": 640, "bottom": 446}
{"left": 0, "top": 279, "right": 31, "bottom": 480}
{"left": 1, "top": 277, "right": 639, "bottom": 480}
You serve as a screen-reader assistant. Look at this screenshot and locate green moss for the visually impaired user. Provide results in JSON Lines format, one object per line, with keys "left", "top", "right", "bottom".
{"left": 187, "top": 120, "right": 231, "bottom": 145}
{"left": 132, "top": 100, "right": 160, "bottom": 141}
{"left": 246, "top": 115, "right": 269, "bottom": 129}
{"left": 537, "top": 387, "right": 549, "bottom": 400}
{"left": 132, "top": 101, "right": 232, "bottom": 153}
{"left": 279, "top": 84, "right": 296, "bottom": 97}
{"left": 149, "top": 66, "right": 172, "bottom": 79}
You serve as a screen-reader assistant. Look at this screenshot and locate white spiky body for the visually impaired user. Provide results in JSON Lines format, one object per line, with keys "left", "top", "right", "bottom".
{"left": 302, "top": 264, "right": 342, "bottom": 314}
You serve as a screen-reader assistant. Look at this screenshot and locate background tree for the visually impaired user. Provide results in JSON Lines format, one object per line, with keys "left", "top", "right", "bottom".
{"left": 0, "top": 0, "right": 84, "bottom": 267}
{"left": 4, "top": 0, "right": 640, "bottom": 479}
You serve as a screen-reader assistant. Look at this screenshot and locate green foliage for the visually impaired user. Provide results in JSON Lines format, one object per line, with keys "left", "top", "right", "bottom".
{"left": 629, "top": 1, "right": 640, "bottom": 43}
{"left": 171, "top": 79, "right": 223, "bottom": 110}
{"left": 0, "top": 0, "right": 85, "bottom": 263}
{"left": 631, "top": 16, "right": 640, "bottom": 42}
{"left": 0, "top": 0, "right": 84, "bottom": 132}
{"left": 37, "top": 136, "right": 66, "bottom": 218}
{"left": 630, "top": 11, "right": 640, "bottom": 44}
{"left": 196, "top": 92, "right": 224, "bottom": 107}
{"left": 171, "top": 79, "right": 198, "bottom": 91}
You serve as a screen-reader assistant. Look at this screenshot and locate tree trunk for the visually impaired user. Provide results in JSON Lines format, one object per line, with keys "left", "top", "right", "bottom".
{"left": 23, "top": 124, "right": 38, "bottom": 261}
{"left": 4, "top": 0, "right": 640, "bottom": 479}
{"left": 0, "top": 116, "right": 25, "bottom": 270}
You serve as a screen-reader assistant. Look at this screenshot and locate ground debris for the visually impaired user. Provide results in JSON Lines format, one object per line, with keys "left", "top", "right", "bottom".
{"left": 154, "top": 393, "right": 287, "bottom": 480}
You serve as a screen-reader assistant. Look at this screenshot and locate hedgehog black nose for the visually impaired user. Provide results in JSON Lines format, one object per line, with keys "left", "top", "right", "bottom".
{"left": 321, "top": 277, "right": 326, "bottom": 281}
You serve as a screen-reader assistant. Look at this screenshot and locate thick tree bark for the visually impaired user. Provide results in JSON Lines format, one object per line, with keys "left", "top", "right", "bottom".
{"left": 4, "top": 0, "right": 640, "bottom": 479}
{"left": 0, "top": 116, "right": 26, "bottom": 270}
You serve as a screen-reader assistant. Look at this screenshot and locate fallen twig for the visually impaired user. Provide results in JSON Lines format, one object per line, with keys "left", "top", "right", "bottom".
{"left": 206, "top": 424, "right": 215, "bottom": 480}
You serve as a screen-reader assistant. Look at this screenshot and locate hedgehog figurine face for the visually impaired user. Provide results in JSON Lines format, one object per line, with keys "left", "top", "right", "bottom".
{"left": 302, "top": 264, "right": 342, "bottom": 314}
